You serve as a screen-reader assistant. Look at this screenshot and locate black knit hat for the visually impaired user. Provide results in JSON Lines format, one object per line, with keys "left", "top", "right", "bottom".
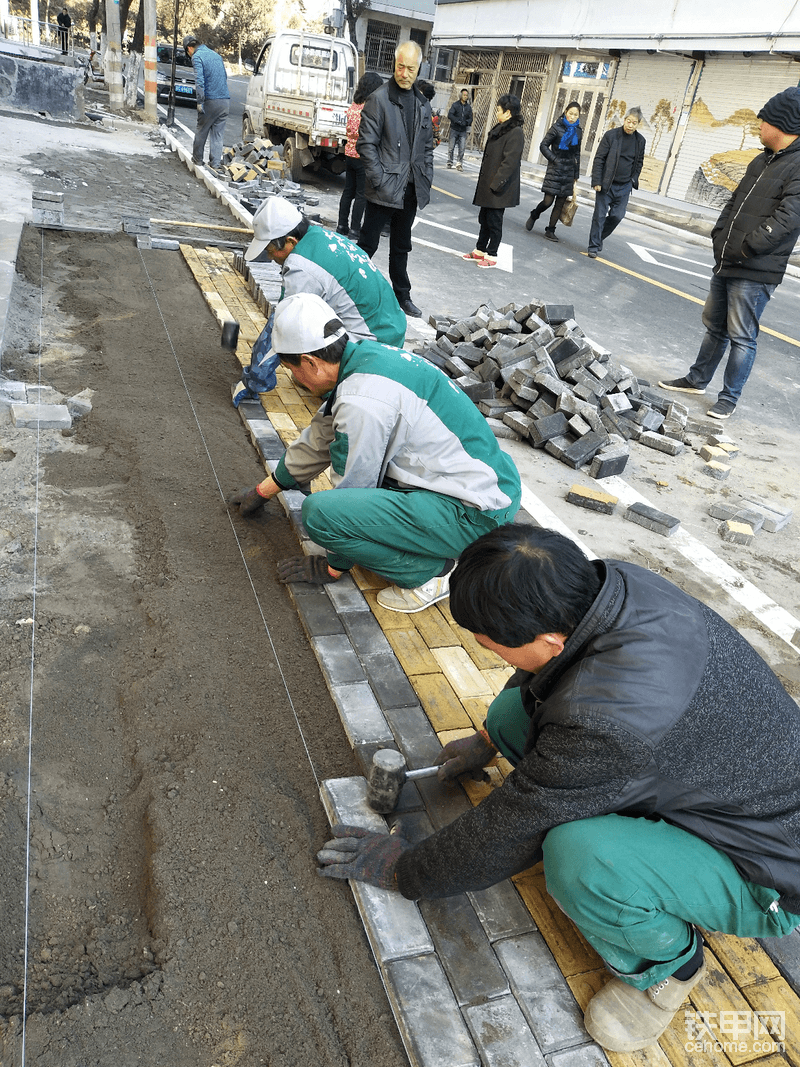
{"left": 757, "top": 86, "right": 800, "bottom": 135}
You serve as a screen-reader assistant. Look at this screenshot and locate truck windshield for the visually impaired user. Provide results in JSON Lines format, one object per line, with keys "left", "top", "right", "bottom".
{"left": 289, "top": 43, "right": 338, "bottom": 71}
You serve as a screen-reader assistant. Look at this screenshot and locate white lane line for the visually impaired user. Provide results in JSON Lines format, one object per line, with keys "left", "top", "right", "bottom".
{"left": 411, "top": 218, "right": 514, "bottom": 272}
{"left": 520, "top": 473, "right": 799, "bottom": 653}
{"left": 628, "top": 242, "right": 710, "bottom": 280}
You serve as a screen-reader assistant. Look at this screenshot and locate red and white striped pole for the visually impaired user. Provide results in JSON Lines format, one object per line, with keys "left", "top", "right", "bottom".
{"left": 143, "top": 0, "right": 157, "bottom": 123}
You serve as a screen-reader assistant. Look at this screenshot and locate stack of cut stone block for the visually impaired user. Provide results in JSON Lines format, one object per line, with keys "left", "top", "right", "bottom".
{"left": 710, "top": 497, "right": 793, "bottom": 545}
{"left": 421, "top": 300, "right": 704, "bottom": 479}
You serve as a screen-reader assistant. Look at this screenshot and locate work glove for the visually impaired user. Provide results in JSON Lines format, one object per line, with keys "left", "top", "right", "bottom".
{"left": 316, "top": 825, "right": 411, "bottom": 890}
{"left": 435, "top": 729, "right": 497, "bottom": 783}
{"left": 277, "top": 556, "right": 340, "bottom": 584}
{"left": 227, "top": 486, "right": 267, "bottom": 517}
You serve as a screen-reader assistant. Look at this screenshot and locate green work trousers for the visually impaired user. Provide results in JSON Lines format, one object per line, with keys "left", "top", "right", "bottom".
{"left": 300, "top": 486, "right": 519, "bottom": 589}
{"left": 486, "top": 687, "right": 800, "bottom": 988}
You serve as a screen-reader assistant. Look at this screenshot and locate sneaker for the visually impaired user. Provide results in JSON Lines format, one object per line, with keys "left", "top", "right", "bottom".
{"left": 658, "top": 376, "right": 705, "bottom": 394}
{"left": 447, "top": 161, "right": 453, "bottom": 168}
{"left": 587, "top": 251, "right": 598, "bottom": 259}
{"left": 376, "top": 573, "right": 450, "bottom": 614}
{"left": 456, "top": 163, "right": 463, "bottom": 171}
{"left": 707, "top": 399, "right": 736, "bottom": 420}
{"left": 584, "top": 958, "right": 707, "bottom": 1052}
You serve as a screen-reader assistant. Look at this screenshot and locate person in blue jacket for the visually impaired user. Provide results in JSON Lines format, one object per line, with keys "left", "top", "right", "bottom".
{"left": 184, "top": 34, "right": 230, "bottom": 172}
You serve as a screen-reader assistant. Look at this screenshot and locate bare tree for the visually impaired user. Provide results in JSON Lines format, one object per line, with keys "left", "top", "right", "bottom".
{"left": 344, "top": 0, "right": 369, "bottom": 51}
{"left": 649, "top": 98, "right": 674, "bottom": 155}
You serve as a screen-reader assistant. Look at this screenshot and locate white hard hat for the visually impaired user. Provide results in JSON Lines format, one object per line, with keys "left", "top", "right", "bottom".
{"left": 245, "top": 197, "right": 304, "bottom": 261}
{"left": 270, "top": 293, "right": 347, "bottom": 357}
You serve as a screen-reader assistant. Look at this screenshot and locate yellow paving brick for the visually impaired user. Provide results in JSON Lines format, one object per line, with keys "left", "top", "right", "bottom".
{"left": 261, "top": 394, "right": 287, "bottom": 413}
{"left": 690, "top": 949, "right": 771, "bottom": 1064}
{"left": 461, "top": 764, "right": 504, "bottom": 806}
{"left": 267, "top": 412, "right": 298, "bottom": 432}
{"left": 659, "top": 1005, "right": 734, "bottom": 1067}
{"left": 277, "top": 386, "right": 303, "bottom": 405}
{"left": 412, "top": 605, "right": 460, "bottom": 649}
{"left": 512, "top": 868, "right": 601, "bottom": 977}
{"left": 743, "top": 977, "right": 800, "bottom": 1066}
{"left": 463, "top": 695, "right": 492, "bottom": 729}
{"left": 385, "top": 628, "right": 441, "bottom": 675}
{"left": 284, "top": 405, "right": 313, "bottom": 428}
{"left": 351, "top": 568, "right": 387, "bottom": 591}
{"left": 437, "top": 728, "right": 474, "bottom": 746}
{"left": 700, "top": 930, "right": 780, "bottom": 988}
{"left": 496, "top": 756, "right": 514, "bottom": 777}
{"left": 432, "top": 646, "right": 493, "bottom": 699}
{"left": 409, "top": 673, "right": 472, "bottom": 732}
{"left": 482, "top": 666, "right": 515, "bottom": 695}
{"left": 361, "top": 590, "right": 410, "bottom": 630}
{"left": 457, "top": 625, "right": 509, "bottom": 670}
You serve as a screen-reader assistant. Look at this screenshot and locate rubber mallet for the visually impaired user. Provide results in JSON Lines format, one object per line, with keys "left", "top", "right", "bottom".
{"left": 366, "top": 749, "right": 440, "bottom": 813}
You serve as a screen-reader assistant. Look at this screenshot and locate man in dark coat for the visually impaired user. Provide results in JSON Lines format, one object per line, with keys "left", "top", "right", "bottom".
{"left": 447, "top": 88, "right": 473, "bottom": 169}
{"left": 317, "top": 523, "right": 800, "bottom": 1053}
{"left": 356, "top": 40, "right": 434, "bottom": 318}
{"left": 660, "top": 85, "right": 800, "bottom": 420}
{"left": 56, "top": 7, "right": 71, "bottom": 54}
{"left": 587, "top": 107, "right": 645, "bottom": 258}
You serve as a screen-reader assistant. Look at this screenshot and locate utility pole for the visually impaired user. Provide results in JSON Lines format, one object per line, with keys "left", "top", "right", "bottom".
{"left": 143, "top": 0, "right": 157, "bottom": 122}
{"left": 105, "top": 0, "right": 125, "bottom": 111}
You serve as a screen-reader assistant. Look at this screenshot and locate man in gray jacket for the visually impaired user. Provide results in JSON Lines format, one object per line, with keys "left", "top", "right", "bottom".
{"left": 356, "top": 41, "right": 434, "bottom": 318}
{"left": 318, "top": 523, "right": 800, "bottom": 1052}
{"left": 660, "top": 85, "right": 800, "bottom": 420}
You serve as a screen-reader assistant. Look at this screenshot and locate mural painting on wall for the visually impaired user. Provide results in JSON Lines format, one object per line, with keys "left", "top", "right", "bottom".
{"left": 686, "top": 99, "right": 761, "bottom": 208}
{"left": 603, "top": 97, "right": 674, "bottom": 192}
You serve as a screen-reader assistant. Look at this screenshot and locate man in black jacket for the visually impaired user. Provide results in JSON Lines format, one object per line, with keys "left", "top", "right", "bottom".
{"left": 356, "top": 40, "right": 434, "bottom": 318}
{"left": 660, "top": 86, "right": 800, "bottom": 420}
{"left": 587, "top": 107, "right": 645, "bottom": 258}
{"left": 447, "top": 88, "right": 473, "bottom": 170}
{"left": 318, "top": 524, "right": 800, "bottom": 1053}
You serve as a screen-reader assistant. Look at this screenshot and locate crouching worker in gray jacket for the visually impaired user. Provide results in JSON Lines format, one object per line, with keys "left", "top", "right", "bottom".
{"left": 227, "top": 293, "right": 521, "bottom": 613}
{"left": 317, "top": 523, "right": 800, "bottom": 1051}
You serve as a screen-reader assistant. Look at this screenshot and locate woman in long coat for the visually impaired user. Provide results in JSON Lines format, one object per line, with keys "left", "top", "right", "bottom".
{"left": 462, "top": 94, "right": 525, "bottom": 268}
{"left": 525, "top": 101, "right": 583, "bottom": 242}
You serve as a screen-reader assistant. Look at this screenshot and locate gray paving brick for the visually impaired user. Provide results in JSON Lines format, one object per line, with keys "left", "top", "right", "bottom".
{"left": 420, "top": 894, "right": 510, "bottom": 1004}
{"left": 362, "top": 651, "right": 420, "bottom": 709}
{"left": 418, "top": 777, "right": 474, "bottom": 829}
{"left": 624, "top": 502, "right": 681, "bottom": 537}
{"left": 325, "top": 574, "right": 369, "bottom": 613}
{"left": 341, "top": 610, "right": 394, "bottom": 657}
{"left": 311, "top": 634, "right": 367, "bottom": 686}
{"left": 384, "top": 955, "right": 481, "bottom": 1067}
{"left": 330, "top": 682, "right": 394, "bottom": 746}
{"left": 759, "top": 929, "right": 800, "bottom": 995}
{"left": 548, "top": 1044, "right": 610, "bottom": 1067}
{"left": 468, "top": 881, "right": 537, "bottom": 941}
{"left": 494, "top": 932, "right": 587, "bottom": 1053}
{"left": 247, "top": 418, "right": 285, "bottom": 460}
{"left": 294, "top": 587, "right": 346, "bottom": 638}
{"left": 383, "top": 705, "right": 440, "bottom": 763}
{"left": 11, "top": 403, "right": 71, "bottom": 429}
{"left": 464, "top": 995, "right": 547, "bottom": 1067}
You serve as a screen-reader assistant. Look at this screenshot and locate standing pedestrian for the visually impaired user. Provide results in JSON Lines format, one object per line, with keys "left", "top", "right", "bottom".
{"left": 447, "top": 88, "right": 473, "bottom": 170}
{"left": 462, "top": 94, "right": 524, "bottom": 269}
{"left": 183, "top": 34, "right": 230, "bottom": 172}
{"left": 525, "top": 101, "right": 582, "bottom": 243}
{"left": 357, "top": 40, "right": 434, "bottom": 318}
{"left": 337, "top": 72, "right": 383, "bottom": 241}
{"left": 57, "top": 7, "right": 71, "bottom": 54}
{"left": 659, "top": 86, "right": 800, "bottom": 420}
{"left": 586, "top": 108, "right": 645, "bottom": 258}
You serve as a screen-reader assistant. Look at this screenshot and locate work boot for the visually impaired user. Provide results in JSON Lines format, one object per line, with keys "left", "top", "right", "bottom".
{"left": 584, "top": 958, "right": 707, "bottom": 1052}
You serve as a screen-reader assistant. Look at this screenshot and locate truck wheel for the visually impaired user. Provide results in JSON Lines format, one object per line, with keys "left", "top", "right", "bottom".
{"left": 284, "top": 136, "right": 304, "bottom": 183}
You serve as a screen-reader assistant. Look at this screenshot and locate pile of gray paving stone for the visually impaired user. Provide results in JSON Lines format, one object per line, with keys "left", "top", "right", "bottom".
{"left": 420, "top": 299, "right": 711, "bottom": 480}
{"left": 217, "top": 138, "right": 320, "bottom": 216}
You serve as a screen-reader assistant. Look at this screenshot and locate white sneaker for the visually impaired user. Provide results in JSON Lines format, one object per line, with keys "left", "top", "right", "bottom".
{"left": 376, "top": 573, "right": 450, "bottom": 613}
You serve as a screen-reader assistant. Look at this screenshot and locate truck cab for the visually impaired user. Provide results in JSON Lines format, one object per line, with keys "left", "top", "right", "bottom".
{"left": 243, "top": 31, "right": 357, "bottom": 181}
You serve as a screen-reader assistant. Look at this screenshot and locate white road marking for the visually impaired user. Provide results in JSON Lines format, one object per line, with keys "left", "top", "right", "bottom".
{"left": 628, "top": 242, "right": 710, "bottom": 280}
{"left": 411, "top": 217, "right": 514, "bottom": 272}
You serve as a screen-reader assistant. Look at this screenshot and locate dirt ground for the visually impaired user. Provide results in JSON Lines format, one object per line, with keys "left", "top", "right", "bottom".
{"left": 0, "top": 134, "right": 408, "bottom": 1065}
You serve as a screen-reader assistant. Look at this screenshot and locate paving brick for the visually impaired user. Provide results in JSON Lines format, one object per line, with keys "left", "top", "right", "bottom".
{"left": 463, "top": 996, "right": 548, "bottom": 1067}
{"left": 325, "top": 574, "right": 369, "bottom": 613}
{"left": 708, "top": 502, "right": 765, "bottom": 532}
{"left": 467, "top": 881, "right": 537, "bottom": 941}
{"left": 10, "top": 403, "right": 71, "bottom": 429}
{"left": 624, "top": 502, "right": 681, "bottom": 536}
{"left": 294, "top": 587, "right": 346, "bottom": 638}
{"left": 600, "top": 393, "right": 632, "bottom": 415}
{"left": 544, "top": 435, "right": 576, "bottom": 463}
{"left": 560, "top": 431, "right": 607, "bottom": 470}
{"left": 639, "top": 431, "right": 684, "bottom": 455}
{"left": 329, "top": 683, "right": 394, "bottom": 746}
{"left": 478, "top": 398, "right": 516, "bottom": 418}
{"left": 341, "top": 610, "right": 394, "bottom": 657}
{"left": 529, "top": 411, "right": 570, "bottom": 446}
{"left": 588, "top": 447, "right": 629, "bottom": 479}
{"left": 699, "top": 443, "right": 731, "bottom": 462}
{"left": 538, "top": 303, "right": 574, "bottom": 325}
{"left": 742, "top": 498, "right": 793, "bottom": 532}
{"left": 703, "top": 459, "right": 731, "bottom": 481}
{"left": 362, "top": 651, "right": 420, "bottom": 709}
{"left": 419, "top": 894, "right": 510, "bottom": 1004}
{"left": 633, "top": 406, "right": 664, "bottom": 432}
{"left": 246, "top": 418, "right": 286, "bottom": 460}
{"left": 494, "top": 932, "right": 587, "bottom": 1053}
{"left": 384, "top": 955, "right": 481, "bottom": 1067}
{"left": 566, "top": 485, "right": 618, "bottom": 514}
{"left": 548, "top": 1046, "right": 610, "bottom": 1067}
{"left": 503, "top": 411, "right": 535, "bottom": 437}
{"left": 311, "top": 634, "right": 367, "bottom": 686}
{"left": 567, "top": 414, "right": 592, "bottom": 437}
{"left": 382, "top": 704, "right": 441, "bottom": 767}
{"left": 720, "top": 519, "right": 756, "bottom": 545}
{"left": 486, "top": 419, "right": 522, "bottom": 441}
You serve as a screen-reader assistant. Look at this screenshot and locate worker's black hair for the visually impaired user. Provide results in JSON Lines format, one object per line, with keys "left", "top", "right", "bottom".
{"left": 279, "top": 318, "right": 348, "bottom": 366}
{"left": 285, "top": 217, "right": 311, "bottom": 242}
{"left": 449, "top": 524, "right": 601, "bottom": 647}
{"left": 354, "top": 71, "right": 383, "bottom": 104}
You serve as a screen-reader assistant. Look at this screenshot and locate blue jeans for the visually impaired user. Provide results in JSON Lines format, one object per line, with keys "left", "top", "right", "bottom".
{"left": 686, "top": 273, "right": 776, "bottom": 405}
{"left": 448, "top": 130, "right": 467, "bottom": 164}
{"left": 588, "top": 182, "right": 632, "bottom": 254}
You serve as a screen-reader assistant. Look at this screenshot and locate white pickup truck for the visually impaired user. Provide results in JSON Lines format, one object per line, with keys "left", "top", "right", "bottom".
{"left": 242, "top": 31, "right": 358, "bottom": 182}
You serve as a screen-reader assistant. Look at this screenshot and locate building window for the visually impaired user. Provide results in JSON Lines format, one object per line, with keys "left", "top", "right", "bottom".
{"left": 364, "top": 20, "right": 400, "bottom": 75}
{"left": 409, "top": 27, "right": 427, "bottom": 53}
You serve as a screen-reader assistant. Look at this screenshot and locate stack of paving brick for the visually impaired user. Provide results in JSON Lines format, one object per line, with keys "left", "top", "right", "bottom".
{"left": 421, "top": 300, "right": 705, "bottom": 480}
{"left": 710, "top": 497, "right": 793, "bottom": 545}
{"left": 217, "top": 138, "right": 320, "bottom": 215}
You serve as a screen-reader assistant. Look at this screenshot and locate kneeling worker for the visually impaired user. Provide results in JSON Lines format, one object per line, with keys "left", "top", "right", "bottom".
{"left": 229, "top": 293, "right": 521, "bottom": 613}
{"left": 318, "top": 523, "right": 800, "bottom": 1049}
